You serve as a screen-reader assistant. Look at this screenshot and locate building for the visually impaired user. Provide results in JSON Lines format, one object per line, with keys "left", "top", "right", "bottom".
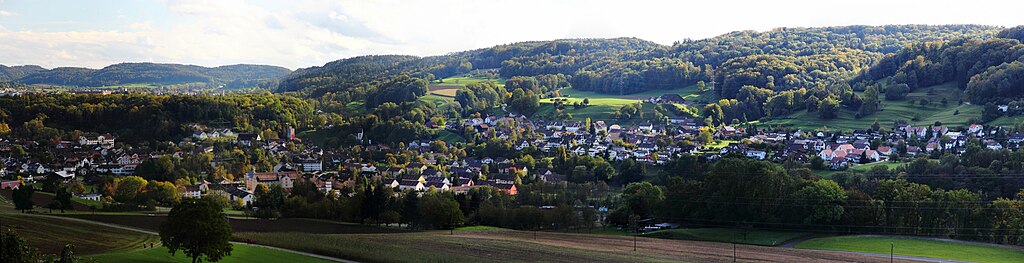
{"left": 237, "top": 133, "right": 261, "bottom": 147}
{"left": 75, "top": 193, "right": 102, "bottom": 201}
{"left": 284, "top": 126, "right": 296, "bottom": 140}
{"left": 244, "top": 170, "right": 299, "bottom": 190}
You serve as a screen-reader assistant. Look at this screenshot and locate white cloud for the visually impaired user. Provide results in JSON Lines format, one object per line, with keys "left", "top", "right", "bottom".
{"left": 1, "top": 0, "right": 1024, "bottom": 69}
{"left": 0, "top": 10, "right": 16, "bottom": 16}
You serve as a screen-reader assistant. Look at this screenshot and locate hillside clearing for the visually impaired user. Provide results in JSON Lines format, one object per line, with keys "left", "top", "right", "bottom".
{"left": 759, "top": 83, "right": 982, "bottom": 130}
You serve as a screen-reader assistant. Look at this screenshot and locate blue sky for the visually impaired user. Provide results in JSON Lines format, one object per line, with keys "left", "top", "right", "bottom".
{"left": 1, "top": 0, "right": 1023, "bottom": 69}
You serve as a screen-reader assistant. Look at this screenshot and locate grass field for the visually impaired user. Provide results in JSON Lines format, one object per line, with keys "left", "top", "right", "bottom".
{"left": 643, "top": 228, "right": 809, "bottom": 246}
{"left": 0, "top": 213, "right": 158, "bottom": 255}
{"left": 0, "top": 189, "right": 96, "bottom": 212}
{"left": 795, "top": 235, "right": 1024, "bottom": 263}
{"left": 430, "top": 76, "right": 505, "bottom": 87}
{"left": 454, "top": 225, "right": 511, "bottom": 231}
{"left": 817, "top": 160, "right": 905, "bottom": 177}
{"left": 759, "top": 83, "right": 982, "bottom": 130}
{"left": 420, "top": 93, "right": 455, "bottom": 108}
{"left": 556, "top": 85, "right": 701, "bottom": 100}
{"left": 536, "top": 86, "right": 700, "bottom": 123}
{"left": 429, "top": 87, "right": 459, "bottom": 97}
{"left": 435, "top": 130, "right": 466, "bottom": 143}
{"left": 90, "top": 244, "right": 335, "bottom": 263}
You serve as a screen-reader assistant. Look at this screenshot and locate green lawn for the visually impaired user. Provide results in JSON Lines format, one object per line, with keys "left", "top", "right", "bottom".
{"left": 796, "top": 236, "right": 1024, "bottom": 263}
{"left": 643, "top": 228, "right": 809, "bottom": 246}
{"left": 89, "top": 244, "right": 334, "bottom": 263}
{"left": 759, "top": 83, "right": 981, "bottom": 131}
{"left": 435, "top": 130, "right": 466, "bottom": 143}
{"left": 704, "top": 140, "right": 737, "bottom": 150}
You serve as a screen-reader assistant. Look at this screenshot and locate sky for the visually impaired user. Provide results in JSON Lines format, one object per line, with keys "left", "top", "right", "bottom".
{"left": 1, "top": 0, "right": 1023, "bottom": 70}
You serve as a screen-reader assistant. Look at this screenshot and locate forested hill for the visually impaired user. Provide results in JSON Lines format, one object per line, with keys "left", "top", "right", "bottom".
{"left": 3, "top": 62, "right": 292, "bottom": 87}
{"left": 0, "top": 65, "right": 46, "bottom": 82}
{"left": 279, "top": 25, "right": 1000, "bottom": 98}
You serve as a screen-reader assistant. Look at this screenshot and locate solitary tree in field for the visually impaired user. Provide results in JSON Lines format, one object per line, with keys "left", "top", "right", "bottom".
{"left": 160, "top": 198, "right": 233, "bottom": 263}
{"left": 12, "top": 186, "right": 34, "bottom": 213}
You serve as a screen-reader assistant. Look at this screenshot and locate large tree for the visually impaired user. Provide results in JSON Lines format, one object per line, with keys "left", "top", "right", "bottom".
{"left": 160, "top": 198, "right": 233, "bottom": 263}
{"left": 619, "top": 182, "right": 665, "bottom": 219}
{"left": 791, "top": 180, "right": 847, "bottom": 224}
{"left": 12, "top": 186, "right": 34, "bottom": 213}
{"left": 419, "top": 192, "right": 464, "bottom": 229}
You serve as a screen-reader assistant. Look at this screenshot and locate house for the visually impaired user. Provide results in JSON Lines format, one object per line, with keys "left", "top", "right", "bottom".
{"left": 906, "top": 146, "right": 921, "bottom": 156}
{"left": 397, "top": 180, "right": 425, "bottom": 192}
{"left": 876, "top": 146, "right": 893, "bottom": 156}
{"left": 79, "top": 134, "right": 115, "bottom": 146}
{"left": 968, "top": 124, "right": 984, "bottom": 136}
{"left": 656, "top": 94, "right": 685, "bottom": 104}
{"left": 405, "top": 163, "right": 427, "bottom": 174}
{"left": 1, "top": 180, "right": 21, "bottom": 189}
{"left": 454, "top": 177, "right": 474, "bottom": 187}
{"left": 829, "top": 157, "right": 848, "bottom": 170}
{"left": 745, "top": 150, "right": 767, "bottom": 160}
{"left": 243, "top": 170, "right": 299, "bottom": 190}
{"left": 425, "top": 181, "right": 450, "bottom": 191}
{"left": 74, "top": 193, "right": 102, "bottom": 201}
{"left": 236, "top": 133, "right": 261, "bottom": 147}
{"left": 477, "top": 180, "right": 518, "bottom": 195}
{"left": 181, "top": 182, "right": 208, "bottom": 199}
{"left": 717, "top": 126, "right": 738, "bottom": 138}
{"left": 221, "top": 187, "right": 254, "bottom": 206}
{"left": 296, "top": 157, "right": 323, "bottom": 172}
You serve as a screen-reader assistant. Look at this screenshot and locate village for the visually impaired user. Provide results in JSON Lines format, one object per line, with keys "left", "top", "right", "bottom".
{"left": 0, "top": 107, "right": 1012, "bottom": 212}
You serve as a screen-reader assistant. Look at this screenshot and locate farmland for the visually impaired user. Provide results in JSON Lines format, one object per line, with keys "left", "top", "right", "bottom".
{"left": 90, "top": 244, "right": 335, "bottom": 263}
{"left": 643, "top": 228, "right": 810, "bottom": 246}
{"left": 795, "top": 235, "right": 1024, "bottom": 263}
{"left": 0, "top": 213, "right": 158, "bottom": 255}
{"left": 18, "top": 210, "right": 1012, "bottom": 263}
{"left": 233, "top": 229, "right": 926, "bottom": 263}
{"left": 57, "top": 213, "right": 411, "bottom": 234}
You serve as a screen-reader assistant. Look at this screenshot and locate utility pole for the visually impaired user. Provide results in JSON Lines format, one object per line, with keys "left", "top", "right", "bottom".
{"left": 733, "top": 242, "right": 737, "bottom": 262}
{"left": 890, "top": 242, "right": 894, "bottom": 263}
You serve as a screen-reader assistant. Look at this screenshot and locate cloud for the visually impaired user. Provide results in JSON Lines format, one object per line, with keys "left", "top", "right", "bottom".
{"left": 1, "top": 0, "right": 1024, "bottom": 69}
{"left": 0, "top": 10, "right": 16, "bottom": 16}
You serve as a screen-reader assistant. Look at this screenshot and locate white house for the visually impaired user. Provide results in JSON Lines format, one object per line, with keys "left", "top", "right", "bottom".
{"left": 74, "top": 193, "right": 102, "bottom": 201}
{"left": 745, "top": 150, "right": 767, "bottom": 160}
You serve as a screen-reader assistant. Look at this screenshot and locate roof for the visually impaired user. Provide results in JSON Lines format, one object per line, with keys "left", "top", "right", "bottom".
{"left": 237, "top": 133, "right": 259, "bottom": 140}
